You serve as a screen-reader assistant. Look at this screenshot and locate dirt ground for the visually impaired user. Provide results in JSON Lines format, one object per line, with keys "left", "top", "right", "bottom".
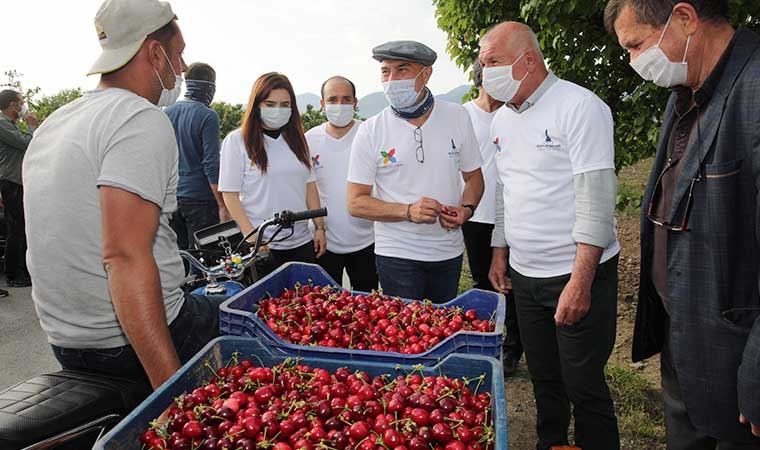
{"left": 502, "top": 159, "right": 661, "bottom": 450}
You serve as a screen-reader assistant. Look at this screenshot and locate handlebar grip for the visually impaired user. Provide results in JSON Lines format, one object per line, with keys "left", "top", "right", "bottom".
{"left": 287, "top": 208, "right": 328, "bottom": 223}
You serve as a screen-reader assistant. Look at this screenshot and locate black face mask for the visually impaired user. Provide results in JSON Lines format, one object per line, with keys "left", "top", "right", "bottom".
{"left": 184, "top": 79, "right": 216, "bottom": 106}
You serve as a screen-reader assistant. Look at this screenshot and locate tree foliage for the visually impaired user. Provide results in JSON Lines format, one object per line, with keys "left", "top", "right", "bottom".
{"left": 301, "top": 104, "right": 328, "bottom": 132}
{"left": 433, "top": 0, "right": 760, "bottom": 170}
{"left": 211, "top": 101, "right": 245, "bottom": 139}
{"left": 34, "top": 88, "right": 83, "bottom": 122}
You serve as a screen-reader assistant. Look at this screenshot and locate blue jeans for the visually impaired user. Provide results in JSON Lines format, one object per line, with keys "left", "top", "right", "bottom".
{"left": 375, "top": 254, "right": 463, "bottom": 303}
{"left": 51, "top": 292, "right": 225, "bottom": 407}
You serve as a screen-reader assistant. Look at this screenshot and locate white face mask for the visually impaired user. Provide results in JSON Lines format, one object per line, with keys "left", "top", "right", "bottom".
{"left": 324, "top": 104, "right": 355, "bottom": 128}
{"left": 382, "top": 69, "right": 425, "bottom": 109}
{"left": 630, "top": 13, "right": 691, "bottom": 88}
{"left": 18, "top": 103, "right": 28, "bottom": 119}
{"left": 482, "top": 52, "right": 527, "bottom": 103}
{"left": 153, "top": 46, "right": 183, "bottom": 108}
{"left": 260, "top": 107, "right": 292, "bottom": 130}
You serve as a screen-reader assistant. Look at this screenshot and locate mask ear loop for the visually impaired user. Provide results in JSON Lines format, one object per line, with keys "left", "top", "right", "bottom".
{"left": 657, "top": 13, "right": 674, "bottom": 47}
{"left": 681, "top": 34, "right": 692, "bottom": 64}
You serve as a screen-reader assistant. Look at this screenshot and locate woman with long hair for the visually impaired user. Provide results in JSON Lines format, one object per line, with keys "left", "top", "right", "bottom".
{"left": 218, "top": 72, "right": 326, "bottom": 273}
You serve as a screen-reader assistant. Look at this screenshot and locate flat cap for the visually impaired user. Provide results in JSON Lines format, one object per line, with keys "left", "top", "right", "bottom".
{"left": 372, "top": 40, "right": 437, "bottom": 66}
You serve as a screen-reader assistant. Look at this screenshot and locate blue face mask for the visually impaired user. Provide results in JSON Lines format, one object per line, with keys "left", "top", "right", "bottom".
{"left": 382, "top": 68, "right": 426, "bottom": 109}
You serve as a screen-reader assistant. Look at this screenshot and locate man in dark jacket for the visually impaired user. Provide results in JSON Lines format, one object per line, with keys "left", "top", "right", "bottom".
{"left": 0, "top": 90, "right": 36, "bottom": 288}
{"left": 606, "top": 0, "right": 760, "bottom": 447}
{"left": 165, "top": 62, "right": 228, "bottom": 251}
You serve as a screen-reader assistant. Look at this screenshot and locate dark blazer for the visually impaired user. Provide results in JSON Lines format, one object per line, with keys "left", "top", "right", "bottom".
{"left": 633, "top": 27, "right": 760, "bottom": 442}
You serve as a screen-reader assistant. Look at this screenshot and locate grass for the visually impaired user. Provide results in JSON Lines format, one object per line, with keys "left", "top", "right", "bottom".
{"left": 616, "top": 181, "right": 644, "bottom": 216}
{"left": 458, "top": 256, "right": 474, "bottom": 295}
{"left": 606, "top": 364, "right": 666, "bottom": 448}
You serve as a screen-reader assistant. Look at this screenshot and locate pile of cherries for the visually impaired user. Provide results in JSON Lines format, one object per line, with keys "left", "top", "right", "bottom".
{"left": 257, "top": 285, "right": 495, "bottom": 354}
{"left": 140, "top": 357, "right": 495, "bottom": 450}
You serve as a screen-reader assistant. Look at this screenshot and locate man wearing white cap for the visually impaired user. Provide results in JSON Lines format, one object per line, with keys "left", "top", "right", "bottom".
{"left": 23, "top": 0, "right": 217, "bottom": 397}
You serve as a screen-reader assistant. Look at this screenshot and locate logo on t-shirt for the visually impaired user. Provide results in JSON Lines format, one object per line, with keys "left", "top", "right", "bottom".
{"left": 311, "top": 154, "right": 321, "bottom": 168}
{"left": 493, "top": 136, "right": 503, "bottom": 153}
{"left": 536, "top": 129, "right": 561, "bottom": 151}
{"left": 381, "top": 148, "right": 398, "bottom": 165}
{"left": 447, "top": 138, "right": 461, "bottom": 160}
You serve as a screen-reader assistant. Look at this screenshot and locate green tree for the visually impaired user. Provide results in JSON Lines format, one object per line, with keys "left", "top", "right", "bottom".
{"left": 433, "top": 0, "right": 760, "bottom": 171}
{"left": 34, "top": 88, "right": 83, "bottom": 122}
{"left": 211, "top": 101, "right": 244, "bottom": 139}
{"left": 301, "top": 104, "right": 327, "bottom": 131}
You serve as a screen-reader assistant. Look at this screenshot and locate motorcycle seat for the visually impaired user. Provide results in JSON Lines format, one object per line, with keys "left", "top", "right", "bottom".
{"left": 0, "top": 370, "right": 146, "bottom": 449}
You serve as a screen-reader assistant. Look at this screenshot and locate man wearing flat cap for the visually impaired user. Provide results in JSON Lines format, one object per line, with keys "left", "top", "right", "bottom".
{"left": 23, "top": 0, "right": 223, "bottom": 401}
{"left": 347, "top": 40, "right": 484, "bottom": 303}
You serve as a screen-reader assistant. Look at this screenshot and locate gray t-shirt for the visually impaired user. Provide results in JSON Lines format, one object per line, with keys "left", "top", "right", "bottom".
{"left": 23, "top": 88, "right": 185, "bottom": 349}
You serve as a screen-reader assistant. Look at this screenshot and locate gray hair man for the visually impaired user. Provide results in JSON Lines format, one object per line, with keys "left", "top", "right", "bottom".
{"left": 347, "top": 40, "right": 484, "bottom": 303}
{"left": 483, "top": 22, "right": 621, "bottom": 450}
{"left": 606, "top": 0, "right": 760, "bottom": 447}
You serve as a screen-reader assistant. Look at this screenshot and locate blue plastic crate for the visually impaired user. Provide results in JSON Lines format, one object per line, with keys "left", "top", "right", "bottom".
{"left": 94, "top": 336, "right": 508, "bottom": 450}
{"left": 219, "top": 262, "right": 506, "bottom": 364}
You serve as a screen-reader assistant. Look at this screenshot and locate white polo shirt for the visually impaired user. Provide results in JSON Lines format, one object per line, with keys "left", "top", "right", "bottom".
{"left": 306, "top": 121, "right": 374, "bottom": 254}
{"left": 218, "top": 129, "right": 316, "bottom": 250}
{"left": 491, "top": 75, "right": 620, "bottom": 277}
{"left": 463, "top": 101, "right": 499, "bottom": 225}
{"left": 347, "top": 100, "right": 482, "bottom": 262}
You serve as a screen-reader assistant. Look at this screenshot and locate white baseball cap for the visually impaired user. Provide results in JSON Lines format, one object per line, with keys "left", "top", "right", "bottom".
{"left": 87, "top": 0, "right": 177, "bottom": 76}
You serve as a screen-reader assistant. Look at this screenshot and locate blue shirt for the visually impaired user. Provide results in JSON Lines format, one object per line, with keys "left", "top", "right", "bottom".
{"left": 164, "top": 99, "right": 221, "bottom": 201}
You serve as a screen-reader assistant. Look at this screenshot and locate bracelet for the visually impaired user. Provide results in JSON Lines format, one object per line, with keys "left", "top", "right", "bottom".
{"left": 462, "top": 204, "right": 476, "bottom": 218}
{"left": 315, "top": 225, "right": 326, "bottom": 231}
{"left": 406, "top": 204, "right": 413, "bottom": 222}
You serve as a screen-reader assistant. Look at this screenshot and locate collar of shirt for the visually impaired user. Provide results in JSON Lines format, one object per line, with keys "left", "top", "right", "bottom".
{"left": 0, "top": 113, "right": 14, "bottom": 125}
{"left": 673, "top": 31, "right": 737, "bottom": 116}
{"left": 507, "top": 71, "right": 559, "bottom": 114}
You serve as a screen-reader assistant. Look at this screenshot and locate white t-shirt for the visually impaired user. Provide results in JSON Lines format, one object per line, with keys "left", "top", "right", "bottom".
{"left": 463, "top": 101, "right": 499, "bottom": 224}
{"left": 347, "top": 101, "right": 482, "bottom": 262}
{"left": 491, "top": 79, "right": 620, "bottom": 278}
{"left": 306, "top": 121, "right": 374, "bottom": 254}
{"left": 23, "top": 88, "right": 185, "bottom": 349}
{"left": 218, "top": 130, "right": 316, "bottom": 250}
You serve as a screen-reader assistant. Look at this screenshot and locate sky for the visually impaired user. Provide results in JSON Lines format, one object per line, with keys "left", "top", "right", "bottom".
{"left": 2, "top": 0, "right": 472, "bottom": 104}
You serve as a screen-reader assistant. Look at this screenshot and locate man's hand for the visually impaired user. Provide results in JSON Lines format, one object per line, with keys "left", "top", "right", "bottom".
{"left": 439, "top": 205, "right": 470, "bottom": 230}
{"left": 740, "top": 413, "right": 760, "bottom": 437}
{"left": 554, "top": 278, "right": 591, "bottom": 326}
{"left": 489, "top": 247, "right": 511, "bottom": 294}
{"left": 408, "top": 197, "right": 442, "bottom": 224}
{"left": 314, "top": 229, "right": 327, "bottom": 258}
{"left": 25, "top": 112, "right": 38, "bottom": 129}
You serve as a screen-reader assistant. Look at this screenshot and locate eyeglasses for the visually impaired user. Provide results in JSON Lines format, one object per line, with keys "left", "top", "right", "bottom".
{"left": 414, "top": 127, "right": 424, "bottom": 163}
{"left": 646, "top": 157, "right": 701, "bottom": 232}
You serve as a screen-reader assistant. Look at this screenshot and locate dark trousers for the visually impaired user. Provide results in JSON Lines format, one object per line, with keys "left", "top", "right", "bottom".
{"left": 462, "top": 221, "right": 523, "bottom": 362}
{"left": 51, "top": 292, "right": 224, "bottom": 408}
{"left": 256, "top": 240, "right": 317, "bottom": 278}
{"left": 0, "top": 180, "right": 28, "bottom": 280}
{"left": 375, "top": 253, "right": 463, "bottom": 303}
{"left": 511, "top": 254, "right": 620, "bottom": 450}
{"left": 169, "top": 198, "right": 219, "bottom": 250}
{"left": 662, "top": 321, "right": 760, "bottom": 450}
{"left": 317, "top": 243, "right": 379, "bottom": 292}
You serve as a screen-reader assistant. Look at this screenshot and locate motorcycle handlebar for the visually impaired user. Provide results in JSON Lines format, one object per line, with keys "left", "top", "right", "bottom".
{"left": 281, "top": 208, "right": 328, "bottom": 225}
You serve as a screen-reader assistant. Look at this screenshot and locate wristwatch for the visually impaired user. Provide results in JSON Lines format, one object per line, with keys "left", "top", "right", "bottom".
{"left": 462, "top": 204, "right": 476, "bottom": 218}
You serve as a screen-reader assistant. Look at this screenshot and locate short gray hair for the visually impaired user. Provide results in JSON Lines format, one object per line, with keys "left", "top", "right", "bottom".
{"left": 604, "top": 0, "right": 729, "bottom": 34}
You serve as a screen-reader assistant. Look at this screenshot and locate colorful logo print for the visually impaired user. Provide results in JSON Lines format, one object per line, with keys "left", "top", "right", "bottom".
{"left": 311, "top": 154, "right": 321, "bottom": 167}
{"left": 493, "top": 136, "right": 503, "bottom": 153}
{"left": 381, "top": 148, "right": 397, "bottom": 165}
